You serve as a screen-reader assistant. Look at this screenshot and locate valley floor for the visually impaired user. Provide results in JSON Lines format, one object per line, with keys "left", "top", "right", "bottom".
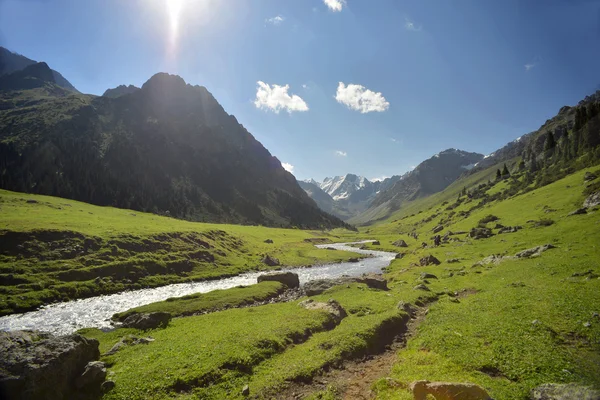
{"left": 1, "top": 167, "right": 600, "bottom": 399}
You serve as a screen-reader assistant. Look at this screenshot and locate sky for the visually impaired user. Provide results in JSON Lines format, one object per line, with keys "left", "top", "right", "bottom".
{"left": 1, "top": 0, "right": 599, "bottom": 182}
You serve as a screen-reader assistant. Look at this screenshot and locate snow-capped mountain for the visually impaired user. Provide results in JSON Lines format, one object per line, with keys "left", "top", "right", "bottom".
{"left": 300, "top": 174, "right": 401, "bottom": 220}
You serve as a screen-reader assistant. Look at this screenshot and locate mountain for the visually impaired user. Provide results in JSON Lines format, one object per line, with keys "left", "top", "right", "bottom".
{"left": 0, "top": 71, "right": 349, "bottom": 229}
{"left": 351, "top": 149, "right": 484, "bottom": 223}
{"left": 300, "top": 174, "right": 402, "bottom": 220}
{"left": 0, "top": 46, "right": 78, "bottom": 92}
{"left": 103, "top": 84, "right": 140, "bottom": 98}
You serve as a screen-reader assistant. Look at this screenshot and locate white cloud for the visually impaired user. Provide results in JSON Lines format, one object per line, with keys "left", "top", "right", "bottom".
{"left": 390, "top": 138, "right": 397, "bottom": 142}
{"left": 281, "top": 162, "right": 294, "bottom": 173}
{"left": 302, "top": 83, "right": 308, "bottom": 89}
{"left": 371, "top": 176, "right": 389, "bottom": 182}
{"left": 266, "top": 15, "right": 285, "bottom": 25}
{"left": 410, "top": 165, "right": 416, "bottom": 170}
{"left": 335, "top": 150, "right": 347, "bottom": 157}
{"left": 323, "top": 0, "right": 345, "bottom": 12}
{"left": 254, "top": 81, "right": 309, "bottom": 113}
{"left": 405, "top": 18, "right": 422, "bottom": 31}
{"left": 524, "top": 63, "right": 536, "bottom": 71}
{"left": 335, "top": 82, "right": 389, "bottom": 113}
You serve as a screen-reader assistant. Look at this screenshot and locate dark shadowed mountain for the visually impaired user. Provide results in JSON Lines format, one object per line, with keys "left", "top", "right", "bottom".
{"left": 103, "top": 84, "right": 140, "bottom": 98}
{"left": 0, "top": 46, "right": 78, "bottom": 92}
{"left": 0, "top": 68, "right": 349, "bottom": 229}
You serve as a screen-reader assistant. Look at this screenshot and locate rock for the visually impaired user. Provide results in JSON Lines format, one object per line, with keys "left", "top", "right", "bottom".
{"left": 260, "top": 254, "right": 280, "bottom": 266}
{"left": 410, "top": 380, "right": 493, "bottom": 400}
{"left": 419, "top": 255, "right": 441, "bottom": 266}
{"left": 413, "top": 284, "right": 430, "bottom": 291}
{"left": 469, "top": 227, "right": 493, "bottom": 239}
{"left": 122, "top": 312, "right": 172, "bottom": 330}
{"left": 515, "top": 244, "right": 556, "bottom": 258}
{"left": 530, "top": 383, "right": 600, "bottom": 400}
{"left": 568, "top": 208, "right": 588, "bottom": 216}
{"left": 584, "top": 171, "right": 598, "bottom": 182}
{"left": 101, "top": 380, "right": 116, "bottom": 392}
{"left": 446, "top": 258, "right": 460, "bottom": 263}
{"left": 299, "top": 299, "right": 347, "bottom": 324}
{"left": 584, "top": 322, "right": 592, "bottom": 328}
{"left": 397, "top": 301, "right": 418, "bottom": 315}
{"left": 432, "top": 225, "right": 444, "bottom": 234}
{"left": 420, "top": 272, "right": 438, "bottom": 280}
{"left": 26, "top": 199, "right": 38, "bottom": 204}
{"left": 494, "top": 223, "right": 505, "bottom": 229}
{"left": 583, "top": 192, "right": 600, "bottom": 208}
{"left": 372, "top": 240, "right": 381, "bottom": 245}
{"left": 263, "top": 239, "right": 273, "bottom": 244}
{"left": 104, "top": 335, "right": 155, "bottom": 356}
{"left": 325, "top": 247, "right": 336, "bottom": 250}
{"left": 356, "top": 274, "right": 389, "bottom": 290}
{"left": 257, "top": 272, "right": 300, "bottom": 288}
{"left": 480, "top": 254, "right": 514, "bottom": 265}
{"left": 348, "top": 257, "right": 360, "bottom": 263}
{"left": 242, "top": 384, "right": 250, "bottom": 396}
{"left": 395, "top": 252, "right": 406, "bottom": 259}
{"left": 76, "top": 361, "right": 106, "bottom": 389}
{"left": 392, "top": 239, "right": 408, "bottom": 247}
{"left": 0, "top": 330, "right": 100, "bottom": 400}
{"left": 498, "top": 226, "right": 522, "bottom": 234}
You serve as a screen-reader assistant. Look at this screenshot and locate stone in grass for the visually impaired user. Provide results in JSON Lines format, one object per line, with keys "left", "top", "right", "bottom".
{"left": 76, "top": 361, "right": 107, "bottom": 389}
{"left": 530, "top": 383, "right": 600, "bottom": 400}
{"left": 413, "top": 283, "right": 430, "bottom": 291}
{"left": 263, "top": 239, "right": 273, "bottom": 244}
{"left": 397, "top": 301, "right": 418, "bottom": 315}
{"left": 242, "top": 384, "right": 250, "bottom": 396}
{"left": 122, "top": 312, "right": 172, "bottom": 330}
{"left": 260, "top": 254, "right": 280, "bottom": 266}
{"left": 257, "top": 271, "right": 300, "bottom": 288}
{"left": 392, "top": 239, "right": 408, "bottom": 247}
{"left": 584, "top": 171, "right": 598, "bottom": 182}
{"left": 299, "top": 299, "right": 347, "bottom": 324}
{"left": 515, "top": 244, "right": 556, "bottom": 258}
{"left": 420, "top": 272, "right": 438, "bottom": 280}
{"left": 568, "top": 208, "right": 587, "bottom": 216}
{"left": 432, "top": 225, "right": 444, "bottom": 234}
{"left": 419, "top": 255, "right": 441, "bottom": 266}
{"left": 583, "top": 192, "right": 600, "bottom": 208}
{"left": 101, "top": 380, "right": 116, "bottom": 392}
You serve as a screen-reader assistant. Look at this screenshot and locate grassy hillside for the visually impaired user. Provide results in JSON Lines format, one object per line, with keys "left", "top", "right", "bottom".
{"left": 0, "top": 189, "right": 361, "bottom": 316}
{"left": 67, "top": 165, "right": 600, "bottom": 399}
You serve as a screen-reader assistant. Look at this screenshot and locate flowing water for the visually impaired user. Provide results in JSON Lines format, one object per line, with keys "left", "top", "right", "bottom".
{"left": 0, "top": 241, "right": 396, "bottom": 335}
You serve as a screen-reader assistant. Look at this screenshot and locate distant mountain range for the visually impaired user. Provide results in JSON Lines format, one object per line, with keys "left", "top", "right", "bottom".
{"left": 0, "top": 46, "right": 78, "bottom": 92}
{"left": 0, "top": 57, "right": 349, "bottom": 229}
{"left": 301, "top": 149, "right": 483, "bottom": 221}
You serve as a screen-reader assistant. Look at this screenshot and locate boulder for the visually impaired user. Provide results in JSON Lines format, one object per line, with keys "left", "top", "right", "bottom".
{"left": 0, "top": 330, "right": 101, "bottom": 400}
{"left": 104, "top": 335, "right": 155, "bottom": 356}
{"left": 260, "top": 254, "right": 280, "bottom": 266}
{"left": 121, "top": 312, "right": 172, "bottom": 330}
{"left": 432, "top": 225, "right": 444, "bottom": 234}
{"left": 530, "top": 383, "right": 600, "bottom": 400}
{"left": 76, "top": 361, "right": 106, "bottom": 389}
{"left": 348, "top": 257, "right": 360, "bottom": 263}
{"left": 446, "top": 258, "right": 460, "bottom": 263}
{"left": 498, "top": 226, "right": 522, "bottom": 234}
{"left": 583, "top": 192, "right": 600, "bottom": 208}
{"left": 413, "top": 284, "right": 430, "bottom": 291}
{"left": 372, "top": 240, "right": 381, "bottom": 245}
{"left": 469, "top": 227, "right": 493, "bottom": 239}
{"left": 420, "top": 272, "right": 438, "bottom": 280}
{"left": 395, "top": 252, "right": 406, "bottom": 259}
{"left": 515, "top": 244, "right": 556, "bottom": 258}
{"left": 419, "top": 255, "right": 441, "bottom": 266}
{"left": 392, "top": 239, "right": 408, "bottom": 247}
{"left": 263, "top": 239, "right": 273, "bottom": 244}
{"left": 568, "top": 208, "right": 587, "bottom": 216}
{"left": 584, "top": 171, "right": 598, "bottom": 182}
{"left": 397, "top": 301, "right": 418, "bottom": 315}
{"left": 299, "top": 299, "right": 347, "bottom": 324}
{"left": 410, "top": 380, "right": 493, "bottom": 400}
{"left": 356, "top": 274, "right": 388, "bottom": 290}
{"left": 242, "top": 384, "right": 250, "bottom": 396}
{"left": 257, "top": 271, "right": 300, "bottom": 288}
{"left": 101, "top": 380, "right": 116, "bottom": 393}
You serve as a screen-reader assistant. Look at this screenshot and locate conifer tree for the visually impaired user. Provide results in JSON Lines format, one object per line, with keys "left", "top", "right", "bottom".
{"left": 502, "top": 164, "right": 510, "bottom": 176}
{"left": 496, "top": 169, "right": 501, "bottom": 180}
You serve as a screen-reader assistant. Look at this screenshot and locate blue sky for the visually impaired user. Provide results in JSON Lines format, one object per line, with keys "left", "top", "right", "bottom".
{"left": 1, "top": 0, "right": 599, "bottom": 181}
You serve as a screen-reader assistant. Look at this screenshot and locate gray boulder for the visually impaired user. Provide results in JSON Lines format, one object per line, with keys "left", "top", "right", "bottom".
{"left": 568, "top": 208, "right": 588, "bottom": 216}
{"left": 0, "top": 330, "right": 100, "bottom": 400}
{"left": 257, "top": 271, "right": 300, "bottom": 288}
{"left": 263, "top": 239, "right": 273, "bottom": 244}
{"left": 392, "top": 239, "right": 408, "bottom": 247}
{"left": 584, "top": 171, "right": 598, "bottom": 182}
{"left": 469, "top": 227, "right": 493, "bottom": 239}
{"left": 583, "top": 192, "right": 600, "bottom": 208}
{"left": 299, "top": 299, "right": 347, "bottom": 324}
{"left": 420, "top": 272, "right": 438, "bottom": 280}
{"left": 498, "top": 226, "right": 522, "bottom": 234}
{"left": 530, "top": 383, "right": 600, "bottom": 400}
{"left": 76, "top": 361, "right": 106, "bottom": 389}
{"left": 260, "top": 254, "right": 280, "bottom": 266}
{"left": 432, "top": 225, "right": 444, "bottom": 234}
{"left": 122, "top": 312, "right": 172, "bottom": 330}
{"left": 419, "top": 255, "right": 441, "bottom": 266}
{"left": 515, "top": 244, "right": 556, "bottom": 258}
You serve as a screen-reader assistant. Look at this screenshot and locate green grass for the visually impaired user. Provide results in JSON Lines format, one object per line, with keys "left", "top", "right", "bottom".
{"left": 112, "top": 281, "right": 286, "bottom": 320}
{"left": 0, "top": 189, "right": 362, "bottom": 315}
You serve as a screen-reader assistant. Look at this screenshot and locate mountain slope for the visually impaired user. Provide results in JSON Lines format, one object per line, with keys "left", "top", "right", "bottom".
{"left": 350, "top": 149, "right": 484, "bottom": 224}
{"left": 0, "top": 46, "right": 78, "bottom": 92}
{"left": 103, "top": 84, "right": 140, "bottom": 98}
{"left": 0, "top": 71, "right": 348, "bottom": 229}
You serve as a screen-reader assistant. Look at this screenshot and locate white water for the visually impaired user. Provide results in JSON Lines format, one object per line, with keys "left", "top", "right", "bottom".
{"left": 0, "top": 241, "right": 396, "bottom": 335}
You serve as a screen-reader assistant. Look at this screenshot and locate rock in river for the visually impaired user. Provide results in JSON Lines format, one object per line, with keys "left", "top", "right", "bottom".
{"left": 257, "top": 271, "right": 300, "bottom": 288}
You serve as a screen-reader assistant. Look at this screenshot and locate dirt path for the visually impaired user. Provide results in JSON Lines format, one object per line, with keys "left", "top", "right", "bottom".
{"left": 276, "top": 304, "right": 431, "bottom": 400}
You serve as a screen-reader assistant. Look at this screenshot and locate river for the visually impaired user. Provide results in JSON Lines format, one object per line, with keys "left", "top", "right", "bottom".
{"left": 0, "top": 241, "right": 396, "bottom": 335}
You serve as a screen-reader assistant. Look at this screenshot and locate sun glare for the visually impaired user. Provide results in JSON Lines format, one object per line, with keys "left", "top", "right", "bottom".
{"left": 167, "top": 0, "right": 184, "bottom": 44}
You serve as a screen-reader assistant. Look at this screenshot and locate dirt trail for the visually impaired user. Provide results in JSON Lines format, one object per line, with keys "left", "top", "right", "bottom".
{"left": 276, "top": 305, "right": 431, "bottom": 400}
